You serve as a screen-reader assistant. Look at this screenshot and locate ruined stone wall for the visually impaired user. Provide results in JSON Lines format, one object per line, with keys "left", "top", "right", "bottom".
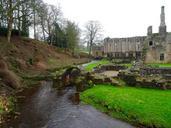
{"left": 102, "top": 6, "right": 171, "bottom": 62}
{"left": 92, "top": 45, "right": 104, "bottom": 57}
{"left": 166, "top": 44, "right": 171, "bottom": 63}
{"left": 145, "top": 33, "right": 171, "bottom": 63}
{"left": 104, "top": 36, "right": 146, "bottom": 58}
{"left": 166, "top": 34, "right": 171, "bottom": 62}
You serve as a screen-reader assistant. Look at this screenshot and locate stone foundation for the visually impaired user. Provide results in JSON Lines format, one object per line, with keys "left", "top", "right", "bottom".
{"left": 140, "top": 67, "right": 171, "bottom": 75}
{"left": 118, "top": 71, "right": 171, "bottom": 90}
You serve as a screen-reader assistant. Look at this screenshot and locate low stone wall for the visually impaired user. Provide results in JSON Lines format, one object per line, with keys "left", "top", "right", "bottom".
{"left": 140, "top": 67, "right": 171, "bottom": 75}
{"left": 94, "top": 64, "right": 127, "bottom": 73}
{"left": 136, "top": 80, "right": 171, "bottom": 90}
{"left": 163, "top": 74, "right": 171, "bottom": 80}
{"left": 118, "top": 71, "right": 171, "bottom": 90}
{"left": 85, "top": 72, "right": 123, "bottom": 86}
{"left": 101, "top": 65, "right": 127, "bottom": 71}
{"left": 118, "top": 72, "right": 137, "bottom": 86}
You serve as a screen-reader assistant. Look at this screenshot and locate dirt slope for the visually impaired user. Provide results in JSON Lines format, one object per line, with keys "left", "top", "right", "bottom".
{"left": 0, "top": 37, "right": 88, "bottom": 74}
{"left": 0, "top": 36, "right": 89, "bottom": 92}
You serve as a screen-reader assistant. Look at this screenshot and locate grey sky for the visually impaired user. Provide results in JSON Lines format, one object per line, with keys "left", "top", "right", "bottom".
{"left": 43, "top": 0, "right": 171, "bottom": 38}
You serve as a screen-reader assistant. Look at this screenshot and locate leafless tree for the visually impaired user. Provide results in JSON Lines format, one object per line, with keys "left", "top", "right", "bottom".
{"left": 84, "top": 20, "right": 102, "bottom": 55}
{"left": 6, "top": 0, "right": 26, "bottom": 42}
{"left": 1, "top": 0, "right": 64, "bottom": 44}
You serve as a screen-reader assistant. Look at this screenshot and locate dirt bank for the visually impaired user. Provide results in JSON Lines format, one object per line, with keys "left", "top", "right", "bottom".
{"left": 0, "top": 36, "right": 89, "bottom": 125}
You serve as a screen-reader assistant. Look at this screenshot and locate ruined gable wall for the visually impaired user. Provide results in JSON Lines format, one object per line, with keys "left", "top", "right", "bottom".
{"left": 165, "top": 34, "right": 171, "bottom": 62}
{"left": 145, "top": 34, "right": 170, "bottom": 63}
{"left": 104, "top": 36, "right": 146, "bottom": 54}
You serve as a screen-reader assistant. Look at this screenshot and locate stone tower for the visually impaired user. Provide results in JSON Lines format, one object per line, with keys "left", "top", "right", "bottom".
{"left": 147, "top": 26, "right": 153, "bottom": 36}
{"left": 159, "top": 6, "right": 167, "bottom": 37}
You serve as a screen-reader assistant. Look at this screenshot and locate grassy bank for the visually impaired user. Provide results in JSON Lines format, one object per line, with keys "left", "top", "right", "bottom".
{"left": 81, "top": 85, "right": 171, "bottom": 128}
{"left": 84, "top": 60, "right": 110, "bottom": 71}
{"left": 120, "top": 63, "right": 132, "bottom": 68}
{"left": 147, "top": 63, "right": 171, "bottom": 68}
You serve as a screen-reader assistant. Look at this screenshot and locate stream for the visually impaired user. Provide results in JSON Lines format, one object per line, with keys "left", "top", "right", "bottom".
{"left": 7, "top": 81, "right": 134, "bottom": 128}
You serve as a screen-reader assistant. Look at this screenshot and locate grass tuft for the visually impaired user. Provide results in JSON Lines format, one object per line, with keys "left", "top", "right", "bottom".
{"left": 84, "top": 60, "right": 110, "bottom": 71}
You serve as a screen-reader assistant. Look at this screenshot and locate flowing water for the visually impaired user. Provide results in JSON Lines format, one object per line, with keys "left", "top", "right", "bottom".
{"left": 8, "top": 81, "right": 134, "bottom": 128}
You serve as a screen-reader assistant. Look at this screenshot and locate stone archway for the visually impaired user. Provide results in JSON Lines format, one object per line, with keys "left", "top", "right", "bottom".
{"left": 62, "top": 67, "right": 81, "bottom": 86}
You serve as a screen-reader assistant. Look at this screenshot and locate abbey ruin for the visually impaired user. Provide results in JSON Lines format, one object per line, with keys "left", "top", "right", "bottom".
{"left": 93, "top": 6, "right": 171, "bottom": 63}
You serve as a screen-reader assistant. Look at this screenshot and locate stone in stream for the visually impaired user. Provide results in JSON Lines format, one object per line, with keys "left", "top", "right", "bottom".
{"left": 74, "top": 92, "right": 80, "bottom": 105}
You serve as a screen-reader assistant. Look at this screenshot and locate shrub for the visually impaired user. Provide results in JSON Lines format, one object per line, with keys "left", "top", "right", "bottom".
{"left": 0, "top": 27, "right": 29, "bottom": 37}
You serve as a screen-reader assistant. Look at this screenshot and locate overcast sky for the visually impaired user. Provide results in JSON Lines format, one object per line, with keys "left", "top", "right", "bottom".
{"left": 43, "top": 0, "right": 171, "bottom": 38}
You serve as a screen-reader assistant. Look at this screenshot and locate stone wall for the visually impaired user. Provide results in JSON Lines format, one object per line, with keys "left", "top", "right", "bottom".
{"left": 100, "top": 6, "right": 171, "bottom": 63}
{"left": 94, "top": 64, "right": 127, "bottom": 73}
{"left": 166, "top": 40, "right": 171, "bottom": 63}
{"left": 92, "top": 45, "right": 104, "bottom": 58}
{"left": 118, "top": 71, "right": 171, "bottom": 89}
{"left": 103, "top": 36, "right": 146, "bottom": 59}
{"left": 140, "top": 67, "right": 171, "bottom": 75}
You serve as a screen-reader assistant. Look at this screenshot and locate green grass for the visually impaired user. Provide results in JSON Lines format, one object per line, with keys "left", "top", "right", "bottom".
{"left": 147, "top": 63, "right": 171, "bottom": 68}
{"left": 84, "top": 60, "right": 110, "bottom": 71}
{"left": 81, "top": 85, "right": 171, "bottom": 128}
{"left": 120, "top": 63, "right": 132, "bottom": 68}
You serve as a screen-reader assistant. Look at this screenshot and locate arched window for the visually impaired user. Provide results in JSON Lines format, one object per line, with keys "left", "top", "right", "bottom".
{"left": 149, "top": 41, "right": 153, "bottom": 46}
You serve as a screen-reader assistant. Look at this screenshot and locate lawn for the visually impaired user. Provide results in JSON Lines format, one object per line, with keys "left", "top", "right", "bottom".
{"left": 81, "top": 85, "right": 171, "bottom": 128}
{"left": 147, "top": 63, "right": 171, "bottom": 68}
{"left": 120, "top": 63, "right": 132, "bottom": 68}
{"left": 84, "top": 60, "right": 110, "bottom": 71}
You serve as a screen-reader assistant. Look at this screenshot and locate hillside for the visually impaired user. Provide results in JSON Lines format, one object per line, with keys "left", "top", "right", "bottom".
{"left": 0, "top": 36, "right": 89, "bottom": 87}
{"left": 1, "top": 37, "right": 88, "bottom": 72}
{"left": 0, "top": 37, "right": 89, "bottom": 123}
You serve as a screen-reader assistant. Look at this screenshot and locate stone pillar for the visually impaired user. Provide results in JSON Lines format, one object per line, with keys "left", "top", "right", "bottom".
{"left": 147, "top": 26, "right": 152, "bottom": 36}
{"left": 159, "top": 6, "right": 167, "bottom": 37}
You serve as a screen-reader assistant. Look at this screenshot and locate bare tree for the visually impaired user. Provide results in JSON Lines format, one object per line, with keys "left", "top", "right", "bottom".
{"left": 7, "top": 0, "right": 13, "bottom": 43}
{"left": 84, "top": 20, "right": 102, "bottom": 55}
{"left": 7, "top": 0, "right": 20, "bottom": 42}
{"left": 1, "top": 0, "right": 64, "bottom": 44}
{"left": 45, "top": 4, "right": 62, "bottom": 44}
{"left": 37, "top": 2, "right": 47, "bottom": 41}
{"left": 6, "top": 0, "right": 29, "bottom": 42}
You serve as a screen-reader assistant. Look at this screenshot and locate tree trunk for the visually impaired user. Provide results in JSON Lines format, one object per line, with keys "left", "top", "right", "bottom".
{"left": 41, "top": 19, "right": 46, "bottom": 41}
{"left": 89, "top": 40, "right": 92, "bottom": 56}
{"left": 7, "top": 0, "right": 13, "bottom": 43}
{"left": 17, "top": 5, "right": 21, "bottom": 36}
{"left": 47, "top": 22, "right": 52, "bottom": 44}
{"left": 33, "top": 0, "right": 36, "bottom": 39}
{"left": 7, "top": 18, "right": 13, "bottom": 43}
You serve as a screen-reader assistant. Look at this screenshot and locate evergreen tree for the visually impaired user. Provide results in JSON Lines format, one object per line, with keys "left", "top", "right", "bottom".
{"left": 65, "top": 21, "right": 80, "bottom": 51}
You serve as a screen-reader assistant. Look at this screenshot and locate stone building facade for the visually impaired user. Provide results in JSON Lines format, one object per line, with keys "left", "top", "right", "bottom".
{"left": 103, "top": 36, "right": 146, "bottom": 59}
{"left": 145, "top": 6, "right": 171, "bottom": 63}
{"left": 92, "top": 44, "right": 104, "bottom": 58}
{"left": 101, "top": 6, "right": 171, "bottom": 63}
